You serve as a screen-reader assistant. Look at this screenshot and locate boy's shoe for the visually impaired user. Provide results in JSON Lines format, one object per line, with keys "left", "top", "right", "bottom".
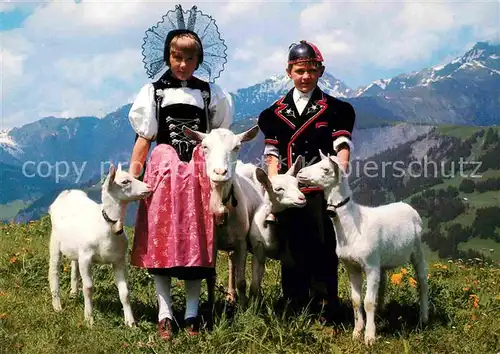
{"left": 319, "top": 298, "right": 341, "bottom": 325}
{"left": 158, "top": 317, "right": 173, "bottom": 341}
{"left": 185, "top": 317, "right": 200, "bottom": 336}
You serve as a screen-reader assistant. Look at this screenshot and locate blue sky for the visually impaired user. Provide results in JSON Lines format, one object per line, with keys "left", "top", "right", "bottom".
{"left": 1, "top": 7, "right": 31, "bottom": 31}
{"left": 1, "top": 0, "right": 499, "bottom": 129}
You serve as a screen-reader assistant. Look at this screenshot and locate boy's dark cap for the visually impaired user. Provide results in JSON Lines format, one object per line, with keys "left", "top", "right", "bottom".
{"left": 288, "top": 40, "right": 324, "bottom": 65}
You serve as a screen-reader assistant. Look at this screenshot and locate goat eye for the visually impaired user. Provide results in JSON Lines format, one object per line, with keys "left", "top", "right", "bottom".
{"left": 321, "top": 167, "right": 330, "bottom": 173}
{"left": 274, "top": 187, "right": 284, "bottom": 193}
{"left": 122, "top": 179, "right": 131, "bottom": 185}
{"left": 233, "top": 145, "right": 241, "bottom": 152}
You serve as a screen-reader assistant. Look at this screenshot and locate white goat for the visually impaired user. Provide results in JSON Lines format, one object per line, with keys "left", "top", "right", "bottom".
{"left": 183, "top": 125, "right": 262, "bottom": 306}
{"left": 236, "top": 160, "right": 264, "bottom": 195}
{"left": 48, "top": 163, "right": 151, "bottom": 326}
{"left": 245, "top": 160, "right": 306, "bottom": 298}
{"left": 296, "top": 150, "right": 428, "bottom": 346}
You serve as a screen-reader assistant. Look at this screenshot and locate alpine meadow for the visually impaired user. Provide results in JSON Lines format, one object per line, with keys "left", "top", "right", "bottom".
{"left": 1, "top": 3, "right": 500, "bottom": 351}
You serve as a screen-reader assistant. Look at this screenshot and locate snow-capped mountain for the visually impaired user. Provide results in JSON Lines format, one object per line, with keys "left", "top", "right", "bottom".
{"left": 231, "top": 72, "right": 353, "bottom": 121}
{"left": 1, "top": 41, "right": 498, "bottom": 210}
{"left": 349, "top": 41, "right": 500, "bottom": 126}
{"left": 0, "top": 129, "right": 23, "bottom": 165}
{"left": 355, "top": 41, "right": 499, "bottom": 97}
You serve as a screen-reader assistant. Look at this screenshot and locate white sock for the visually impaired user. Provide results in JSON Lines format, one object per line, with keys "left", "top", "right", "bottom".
{"left": 154, "top": 275, "right": 173, "bottom": 321}
{"left": 184, "top": 279, "right": 201, "bottom": 320}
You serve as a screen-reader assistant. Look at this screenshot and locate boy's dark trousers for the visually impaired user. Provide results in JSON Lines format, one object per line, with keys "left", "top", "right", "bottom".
{"left": 277, "top": 191, "right": 339, "bottom": 315}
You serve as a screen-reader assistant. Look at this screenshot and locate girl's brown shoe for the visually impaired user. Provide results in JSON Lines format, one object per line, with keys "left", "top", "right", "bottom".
{"left": 158, "top": 318, "right": 173, "bottom": 341}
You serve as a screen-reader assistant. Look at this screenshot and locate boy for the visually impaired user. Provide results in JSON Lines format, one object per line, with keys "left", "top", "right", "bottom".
{"left": 257, "top": 40, "right": 355, "bottom": 320}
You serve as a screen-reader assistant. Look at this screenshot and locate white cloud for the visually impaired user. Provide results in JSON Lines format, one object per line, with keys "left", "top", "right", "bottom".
{"left": 54, "top": 49, "right": 142, "bottom": 87}
{"left": 298, "top": 0, "right": 499, "bottom": 72}
{"left": 0, "top": 0, "right": 498, "bottom": 129}
{"left": 1, "top": 49, "right": 24, "bottom": 79}
{"left": 0, "top": 1, "right": 16, "bottom": 13}
{"left": 22, "top": 0, "right": 166, "bottom": 38}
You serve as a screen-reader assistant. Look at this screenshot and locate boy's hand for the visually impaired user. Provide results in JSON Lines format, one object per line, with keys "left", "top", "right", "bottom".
{"left": 336, "top": 145, "right": 350, "bottom": 174}
{"left": 265, "top": 155, "right": 279, "bottom": 177}
{"left": 265, "top": 213, "right": 277, "bottom": 225}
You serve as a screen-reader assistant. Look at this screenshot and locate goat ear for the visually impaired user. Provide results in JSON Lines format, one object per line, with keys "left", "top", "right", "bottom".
{"left": 328, "top": 156, "right": 341, "bottom": 177}
{"left": 286, "top": 155, "right": 303, "bottom": 176}
{"left": 237, "top": 125, "right": 260, "bottom": 143}
{"left": 255, "top": 167, "right": 273, "bottom": 194}
{"left": 183, "top": 125, "right": 207, "bottom": 142}
{"left": 108, "top": 164, "right": 117, "bottom": 184}
{"left": 319, "top": 149, "right": 328, "bottom": 160}
{"left": 117, "top": 162, "right": 122, "bottom": 172}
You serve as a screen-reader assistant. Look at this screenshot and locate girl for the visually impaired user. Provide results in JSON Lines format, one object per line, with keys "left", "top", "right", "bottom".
{"left": 128, "top": 5, "right": 233, "bottom": 340}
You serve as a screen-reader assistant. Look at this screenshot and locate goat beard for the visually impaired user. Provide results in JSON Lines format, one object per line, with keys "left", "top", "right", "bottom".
{"left": 210, "top": 181, "right": 229, "bottom": 225}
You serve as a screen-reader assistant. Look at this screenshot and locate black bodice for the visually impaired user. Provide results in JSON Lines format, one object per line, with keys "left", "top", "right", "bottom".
{"left": 152, "top": 70, "right": 211, "bottom": 161}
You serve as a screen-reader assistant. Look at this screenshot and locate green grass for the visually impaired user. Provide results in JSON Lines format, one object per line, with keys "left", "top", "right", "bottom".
{"left": 436, "top": 125, "right": 500, "bottom": 139}
{"left": 459, "top": 238, "right": 500, "bottom": 262}
{"left": 1, "top": 218, "right": 499, "bottom": 353}
{"left": 462, "top": 191, "right": 500, "bottom": 208}
{"left": 0, "top": 200, "right": 30, "bottom": 221}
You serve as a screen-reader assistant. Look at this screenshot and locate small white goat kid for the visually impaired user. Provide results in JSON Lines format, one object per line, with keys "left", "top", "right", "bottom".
{"left": 245, "top": 160, "right": 306, "bottom": 297}
{"left": 48, "top": 163, "right": 151, "bottom": 326}
{"left": 296, "top": 150, "right": 428, "bottom": 346}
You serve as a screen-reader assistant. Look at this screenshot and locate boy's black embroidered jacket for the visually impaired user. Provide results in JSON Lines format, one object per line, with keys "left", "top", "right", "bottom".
{"left": 258, "top": 86, "right": 355, "bottom": 190}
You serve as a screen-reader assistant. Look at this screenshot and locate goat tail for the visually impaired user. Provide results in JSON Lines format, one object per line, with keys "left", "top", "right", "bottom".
{"left": 410, "top": 206, "right": 423, "bottom": 240}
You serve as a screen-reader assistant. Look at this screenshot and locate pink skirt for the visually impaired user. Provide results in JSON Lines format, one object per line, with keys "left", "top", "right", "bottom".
{"left": 131, "top": 144, "right": 215, "bottom": 278}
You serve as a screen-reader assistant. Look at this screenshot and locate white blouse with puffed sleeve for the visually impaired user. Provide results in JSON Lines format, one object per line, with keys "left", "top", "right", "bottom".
{"left": 128, "top": 82, "right": 234, "bottom": 140}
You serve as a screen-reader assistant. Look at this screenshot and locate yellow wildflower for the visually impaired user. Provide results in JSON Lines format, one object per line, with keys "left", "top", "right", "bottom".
{"left": 409, "top": 277, "right": 417, "bottom": 288}
{"left": 401, "top": 268, "right": 408, "bottom": 275}
{"left": 469, "top": 294, "right": 480, "bottom": 308}
{"left": 391, "top": 273, "right": 403, "bottom": 285}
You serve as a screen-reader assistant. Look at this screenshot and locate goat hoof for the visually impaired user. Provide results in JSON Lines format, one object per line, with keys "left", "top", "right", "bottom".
{"left": 85, "top": 316, "right": 94, "bottom": 327}
{"left": 125, "top": 320, "right": 136, "bottom": 328}
{"left": 364, "top": 335, "right": 376, "bottom": 346}
{"left": 352, "top": 329, "right": 362, "bottom": 340}
{"left": 52, "top": 299, "right": 62, "bottom": 312}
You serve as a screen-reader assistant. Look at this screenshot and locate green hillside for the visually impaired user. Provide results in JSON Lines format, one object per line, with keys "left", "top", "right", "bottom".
{"left": 1, "top": 218, "right": 499, "bottom": 353}
{"left": 351, "top": 125, "right": 500, "bottom": 264}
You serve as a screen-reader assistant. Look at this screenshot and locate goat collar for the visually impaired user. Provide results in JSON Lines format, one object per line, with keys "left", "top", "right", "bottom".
{"left": 326, "top": 196, "right": 351, "bottom": 218}
{"left": 222, "top": 183, "right": 238, "bottom": 208}
{"left": 102, "top": 208, "right": 124, "bottom": 235}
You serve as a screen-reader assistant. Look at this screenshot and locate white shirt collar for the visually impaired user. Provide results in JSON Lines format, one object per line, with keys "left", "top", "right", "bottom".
{"left": 293, "top": 87, "right": 314, "bottom": 102}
